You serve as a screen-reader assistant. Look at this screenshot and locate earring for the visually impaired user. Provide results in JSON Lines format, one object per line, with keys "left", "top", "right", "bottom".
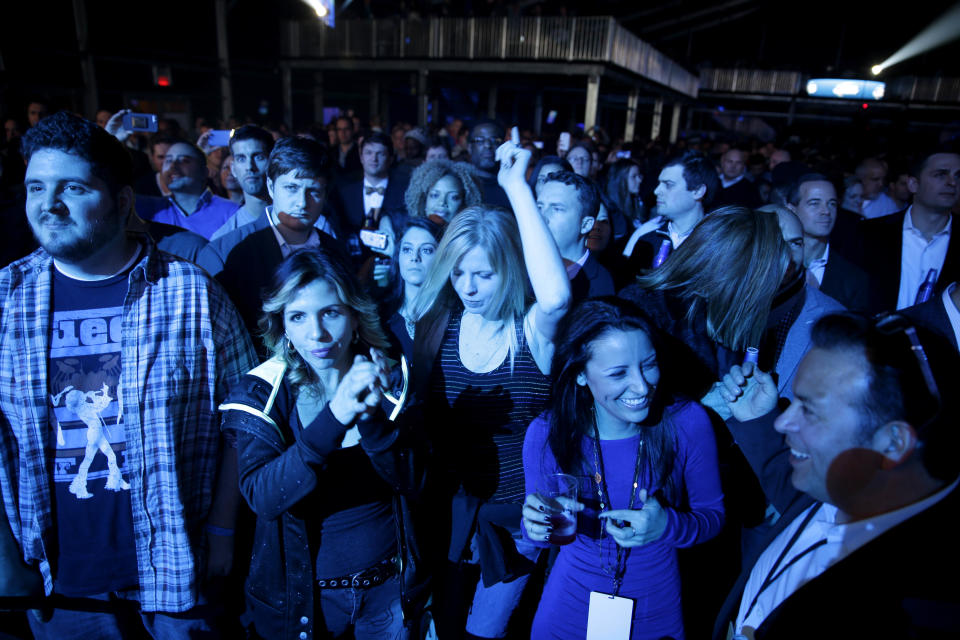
{"left": 576, "top": 373, "right": 586, "bottom": 387}
{"left": 352, "top": 330, "right": 360, "bottom": 345}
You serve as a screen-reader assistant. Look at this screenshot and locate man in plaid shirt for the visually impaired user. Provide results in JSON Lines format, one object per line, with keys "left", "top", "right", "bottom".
{"left": 0, "top": 112, "right": 256, "bottom": 637}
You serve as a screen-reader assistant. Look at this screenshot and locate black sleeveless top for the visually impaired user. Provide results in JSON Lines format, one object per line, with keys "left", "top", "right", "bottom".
{"left": 428, "top": 310, "right": 551, "bottom": 503}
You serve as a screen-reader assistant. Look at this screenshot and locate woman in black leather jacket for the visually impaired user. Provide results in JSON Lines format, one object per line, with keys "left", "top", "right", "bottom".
{"left": 220, "top": 248, "right": 425, "bottom": 640}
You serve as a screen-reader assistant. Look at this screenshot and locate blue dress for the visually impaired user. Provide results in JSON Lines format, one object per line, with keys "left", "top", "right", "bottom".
{"left": 522, "top": 403, "right": 725, "bottom": 640}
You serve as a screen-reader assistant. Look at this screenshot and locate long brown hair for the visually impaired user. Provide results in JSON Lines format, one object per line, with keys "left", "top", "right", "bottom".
{"left": 637, "top": 206, "right": 789, "bottom": 351}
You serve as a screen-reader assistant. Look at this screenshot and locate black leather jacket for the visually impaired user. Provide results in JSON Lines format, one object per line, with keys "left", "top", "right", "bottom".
{"left": 220, "top": 357, "right": 428, "bottom": 639}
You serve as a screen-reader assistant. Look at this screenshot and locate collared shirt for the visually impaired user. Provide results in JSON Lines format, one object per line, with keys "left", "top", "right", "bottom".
{"left": 0, "top": 237, "right": 257, "bottom": 612}
{"left": 363, "top": 178, "right": 388, "bottom": 218}
{"left": 139, "top": 188, "right": 240, "bottom": 240}
{"left": 667, "top": 220, "right": 693, "bottom": 248}
{"left": 943, "top": 282, "right": 960, "bottom": 348}
{"left": 565, "top": 248, "right": 591, "bottom": 280}
{"left": 861, "top": 191, "right": 899, "bottom": 219}
{"left": 896, "top": 207, "right": 952, "bottom": 310}
{"left": 267, "top": 206, "right": 327, "bottom": 259}
{"left": 735, "top": 477, "right": 958, "bottom": 635}
{"left": 807, "top": 243, "right": 830, "bottom": 286}
{"left": 720, "top": 173, "right": 745, "bottom": 189}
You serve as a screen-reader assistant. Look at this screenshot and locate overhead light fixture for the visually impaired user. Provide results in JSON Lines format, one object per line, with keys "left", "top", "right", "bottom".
{"left": 871, "top": 64, "right": 883, "bottom": 76}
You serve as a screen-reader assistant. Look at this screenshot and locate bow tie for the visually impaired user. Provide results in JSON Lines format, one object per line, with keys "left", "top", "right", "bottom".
{"left": 365, "top": 185, "right": 385, "bottom": 196}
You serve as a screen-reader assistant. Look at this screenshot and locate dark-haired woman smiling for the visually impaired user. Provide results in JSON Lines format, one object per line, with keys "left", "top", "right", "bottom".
{"left": 522, "top": 299, "right": 724, "bottom": 640}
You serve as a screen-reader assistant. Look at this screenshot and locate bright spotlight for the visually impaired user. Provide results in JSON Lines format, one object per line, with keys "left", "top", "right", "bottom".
{"left": 871, "top": 64, "right": 883, "bottom": 76}
{"left": 302, "top": 0, "right": 331, "bottom": 20}
{"left": 870, "top": 2, "right": 960, "bottom": 74}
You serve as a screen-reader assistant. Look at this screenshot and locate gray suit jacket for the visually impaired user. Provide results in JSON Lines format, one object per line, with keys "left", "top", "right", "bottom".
{"left": 775, "top": 286, "right": 845, "bottom": 399}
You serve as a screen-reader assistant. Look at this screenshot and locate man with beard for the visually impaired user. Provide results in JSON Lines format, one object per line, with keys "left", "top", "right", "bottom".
{"left": 209, "top": 125, "right": 275, "bottom": 240}
{"left": 137, "top": 140, "right": 238, "bottom": 239}
{"left": 0, "top": 111, "right": 256, "bottom": 636}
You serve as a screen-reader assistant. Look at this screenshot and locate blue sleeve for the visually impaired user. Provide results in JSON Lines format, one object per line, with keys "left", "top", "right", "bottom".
{"left": 521, "top": 412, "right": 558, "bottom": 548}
{"left": 658, "top": 402, "right": 726, "bottom": 548}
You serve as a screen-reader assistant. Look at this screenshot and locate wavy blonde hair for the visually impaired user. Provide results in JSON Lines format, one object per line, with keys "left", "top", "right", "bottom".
{"left": 260, "top": 249, "right": 390, "bottom": 392}
{"left": 404, "top": 159, "right": 483, "bottom": 219}
{"left": 636, "top": 206, "right": 790, "bottom": 351}
{"left": 411, "top": 205, "right": 532, "bottom": 367}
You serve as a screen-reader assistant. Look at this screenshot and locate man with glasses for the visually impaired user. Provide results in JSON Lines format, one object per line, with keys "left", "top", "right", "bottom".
{"left": 467, "top": 118, "right": 511, "bottom": 209}
{"left": 705, "top": 312, "right": 960, "bottom": 639}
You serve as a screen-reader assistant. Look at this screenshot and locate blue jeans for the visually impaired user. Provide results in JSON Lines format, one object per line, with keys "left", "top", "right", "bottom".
{"left": 28, "top": 592, "right": 219, "bottom": 640}
{"left": 464, "top": 536, "right": 540, "bottom": 638}
{"left": 317, "top": 574, "right": 407, "bottom": 639}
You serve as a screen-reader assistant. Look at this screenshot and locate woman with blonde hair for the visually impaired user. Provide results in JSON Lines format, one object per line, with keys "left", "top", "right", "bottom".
{"left": 412, "top": 144, "right": 571, "bottom": 639}
{"left": 220, "top": 248, "right": 426, "bottom": 639}
{"left": 404, "top": 158, "right": 483, "bottom": 225}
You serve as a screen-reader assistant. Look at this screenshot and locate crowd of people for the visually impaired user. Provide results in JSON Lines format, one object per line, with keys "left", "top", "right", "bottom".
{"left": 0, "top": 101, "right": 958, "bottom": 640}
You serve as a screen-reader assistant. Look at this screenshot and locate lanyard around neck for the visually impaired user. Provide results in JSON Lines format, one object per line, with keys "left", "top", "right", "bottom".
{"left": 741, "top": 503, "right": 827, "bottom": 623}
{"left": 591, "top": 417, "right": 644, "bottom": 596}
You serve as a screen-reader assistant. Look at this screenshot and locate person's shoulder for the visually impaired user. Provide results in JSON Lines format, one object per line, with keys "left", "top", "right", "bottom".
{"left": 209, "top": 193, "right": 240, "bottom": 208}
{"left": 227, "top": 358, "right": 287, "bottom": 401}
{"left": 148, "top": 247, "right": 223, "bottom": 289}
{"left": 0, "top": 248, "right": 49, "bottom": 290}
{"left": 804, "top": 284, "right": 845, "bottom": 313}
{"left": 524, "top": 410, "right": 552, "bottom": 446}
{"left": 862, "top": 208, "right": 907, "bottom": 231}
{"left": 666, "top": 399, "right": 712, "bottom": 437}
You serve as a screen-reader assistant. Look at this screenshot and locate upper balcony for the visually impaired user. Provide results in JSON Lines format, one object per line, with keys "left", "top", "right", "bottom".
{"left": 280, "top": 16, "right": 700, "bottom": 99}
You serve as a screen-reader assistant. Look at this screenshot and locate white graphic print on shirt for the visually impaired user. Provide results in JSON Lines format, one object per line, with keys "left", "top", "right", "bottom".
{"left": 49, "top": 306, "right": 129, "bottom": 500}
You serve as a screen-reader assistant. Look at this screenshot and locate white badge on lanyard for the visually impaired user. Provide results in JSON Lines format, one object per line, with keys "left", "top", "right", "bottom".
{"left": 586, "top": 591, "right": 633, "bottom": 640}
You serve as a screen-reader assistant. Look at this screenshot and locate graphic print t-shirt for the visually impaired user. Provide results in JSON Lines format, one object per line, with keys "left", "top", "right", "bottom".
{"left": 47, "top": 266, "right": 138, "bottom": 596}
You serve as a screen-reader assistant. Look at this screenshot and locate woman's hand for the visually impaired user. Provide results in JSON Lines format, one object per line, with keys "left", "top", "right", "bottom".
{"left": 328, "top": 350, "right": 391, "bottom": 425}
{"left": 599, "top": 489, "right": 667, "bottom": 548}
{"left": 522, "top": 492, "right": 584, "bottom": 544}
{"left": 495, "top": 140, "right": 532, "bottom": 191}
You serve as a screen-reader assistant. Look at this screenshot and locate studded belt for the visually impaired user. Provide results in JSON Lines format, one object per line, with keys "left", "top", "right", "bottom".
{"left": 316, "top": 556, "right": 398, "bottom": 589}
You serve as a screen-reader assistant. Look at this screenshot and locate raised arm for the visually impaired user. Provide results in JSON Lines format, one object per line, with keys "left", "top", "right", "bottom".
{"left": 497, "top": 142, "right": 571, "bottom": 371}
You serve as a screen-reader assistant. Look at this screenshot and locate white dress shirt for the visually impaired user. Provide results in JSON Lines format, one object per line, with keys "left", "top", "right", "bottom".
{"left": 721, "top": 173, "right": 745, "bottom": 189}
{"left": 896, "top": 207, "right": 952, "bottom": 310}
{"left": 861, "top": 191, "right": 899, "bottom": 219}
{"left": 807, "top": 243, "right": 830, "bottom": 286}
{"left": 735, "top": 477, "right": 958, "bottom": 636}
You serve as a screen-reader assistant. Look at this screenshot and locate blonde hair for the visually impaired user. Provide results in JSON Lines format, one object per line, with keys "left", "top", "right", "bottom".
{"left": 404, "top": 159, "right": 483, "bottom": 219}
{"left": 637, "top": 206, "right": 789, "bottom": 351}
{"left": 260, "top": 249, "right": 390, "bottom": 393}
{"left": 411, "top": 205, "right": 532, "bottom": 367}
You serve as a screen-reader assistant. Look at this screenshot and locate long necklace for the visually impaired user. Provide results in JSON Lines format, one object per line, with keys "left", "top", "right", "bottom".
{"left": 591, "top": 416, "right": 644, "bottom": 597}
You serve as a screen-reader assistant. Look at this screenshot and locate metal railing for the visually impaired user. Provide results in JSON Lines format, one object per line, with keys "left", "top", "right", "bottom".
{"left": 282, "top": 16, "right": 699, "bottom": 97}
{"left": 701, "top": 68, "right": 960, "bottom": 104}
{"left": 700, "top": 69, "right": 803, "bottom": 96}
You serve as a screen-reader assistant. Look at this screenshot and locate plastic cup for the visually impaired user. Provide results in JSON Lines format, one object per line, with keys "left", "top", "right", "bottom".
{"left": 538, "top": 473, "right": 578, "bottom": 545}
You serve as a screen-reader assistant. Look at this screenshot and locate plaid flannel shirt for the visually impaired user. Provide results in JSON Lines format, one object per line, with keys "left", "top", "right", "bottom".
{"left": 0, "top": 235, "right": 257, "bottom": 612}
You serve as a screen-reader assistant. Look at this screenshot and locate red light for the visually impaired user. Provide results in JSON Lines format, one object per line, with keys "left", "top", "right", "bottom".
{"left": 157, "top": 76, "right": 171, "bottom": 87}
{"left": 861, "top": 103, "right": 868, "bottom": 109}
